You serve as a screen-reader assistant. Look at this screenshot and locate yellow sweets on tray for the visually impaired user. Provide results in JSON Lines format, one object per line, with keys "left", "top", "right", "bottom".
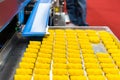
{"left": 67, "top": 49, "right": 80, "bottom": 54}
{"left": 35, "top": 63, "right": 50, "bottom": 69}
{"left": 84, "top": 58, "right": 98, "bottom": 63}
{"left": 53, "top": 63, "right": 67, "bottom": 69}
{"left": 100, "top": 63, "right": 117, "bottom": 68}
{"left": 21, "top": 57, "right": 36, "bottom": 63}
{"left": 14, "top": 75, "right": 32, "bottom": 80}
{"left": 79, "top": 40, "right": 90, "bottom": 44}
{"left": 53, "top": 53, "right": 66, "bottom": 58}
{"left": 80, "top": 45, "right": 92, "bottom": 49}
{"left": 28, "top": 45, "right": 40, "bottom": 49}
{"left": 26, "top": 48, "right": 39, "bottom": 53}
{"left": 37, "top": 58, "right": 51, "bottom": 64}
{"left": 34, "top": 69, "right": 50, "bottom": 75}
{"left": 89, "top": 36, "right": 100, "bottom": 43}
{"left": 113, "top": 57, "right": 120, "bottom": 62}
{"left": 48, "top": 29, "right": 54, "bottom": 32}
{"left": 86, "top": 69, "right": 103, "bottom": 75}
{"left": 55, "top": 41, "right": 66, "bottom": 45}
{"left": 116, "top": 62, "right": 120, "bottom": 67}
{"left": 108, "top": 49, "right": 120, "bottom": 54}
{"left": 54, "top": 37, "right": 65, "bottom": 40}
{"left": 40, "top": 48, "right": 52, "bottom": 53}
{"left": 106, "top": 74, "right": 120, "bottom": 80}
{"left": 78, "top": 38, "right": 89, "bottom": 42}
{"left": 68, "top": 58, "right": 81, "bottom": 63}
{"left": 55, "top": 37, "right": 65, "bottom": 40}
{"left": 54, "top": 45, "right": 66, "bottom": 49}
{"left": 41, "top": 44, "right": 52, "bottom": 49}
{"left": 82, "top": 54, "right": 96, "bottom": 58}
{"left": 98, "top": 58, "right": 113, "bottom": 63}
{"left": 100, "top": 36, "right": 112, "bottom": 41}
{"left": 68, "top": 53, "right": 80, "bottom": 58}
{"left": 67, "top": 45, "right": 80, "bottom": 50}
{"left": 81, "top": 49, "right": 94, "bottom": 54}
{"left": 111, "top": 54, "right": 120, "bottom": 57}
{"left": 96, "top": 53, "right": 110, "bottom": 58}
{"left": 86, "top": 30, "right": 97, "bottom": 34}
{"left": 52, "top": 69, "right": 68, "bottom": 75}
{"left": 29, "top": 41, "right": 41, "bottom": 45}
{"left": 23, "top": 52, "right": 37, "bottom": 58}
{"left": 84, "top": 63, "right": 100, "bottom": 69}
{"left": 16, "top": 69, "right": 32, "bottom": 75}
{"left": 67, "top": 42, "right": 78, "bottom": 45}
{"left": 68, "top": 63, "right": 82, "bottom": 69}
{"left": 88, "top": 75, "right": 106, "bottom": 80}
{"left": 38, "top": 53, "right": 51, "bottom": 58}
{"left": 68, "top": 69, "right": 84, "bottom": 76}
{"left": 54, "top": 38, "right": 65, "bottom": 41}
{"left": 70, "top": 76, "right": 87, "bottom": 80}
{"left": 34, "top": 75, "right": 50, "bottom": 80}
{"left": 53, "top": 75, "right": 69, "bottom": 80}
{"left": 105, "top": 45, "right": 118, "bottom": 49}
{"left": 53, "top": 49, "right": 66, "bottom": 54}
{"left": 19, "top": 62, "right": 34, "bottom": 69}
{"left": 42, "top": 41, "right": 53, "bottom": 46}
{"left": 53, "top": 58, "right": 67, "bottom": 63}
{"left": 103, "top": 68, "right": 120, "bottom": 74}
{"left": 103, "top": 42, "right": 116, "bottom": 46}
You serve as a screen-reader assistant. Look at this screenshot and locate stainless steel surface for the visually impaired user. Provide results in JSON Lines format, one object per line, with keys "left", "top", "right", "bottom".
{"left": 0, "top": 33, "right": 29, "bottom": 80}
{"left": 0, "top": 33, "right": 18, "bottom": 70}
{"left": 53, "top": 13, "right": 66, "bottom": 26}
{"left": 49, "top": 26, "right": 110, "bottom": 30}
{"left": 92, "top": 43, "right": 107, "bottom": 53}
{"left": 0, "top": 43, "right": 28, "bottom": 80}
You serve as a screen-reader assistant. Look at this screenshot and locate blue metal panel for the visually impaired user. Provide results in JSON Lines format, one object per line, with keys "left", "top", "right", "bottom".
{"left": 22, "top": 2, "right": 39, "bottom": 33}
{"left": 18, "top": 9, "right": 24, "bottom": 24}
{"left": 21, "top": 32, "right": 45, "bottom": 36}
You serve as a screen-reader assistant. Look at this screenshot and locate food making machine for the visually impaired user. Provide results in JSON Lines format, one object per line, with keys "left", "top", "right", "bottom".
{"left": 0, "top": 0, "right": 120, "bottom": 80}
{"left": 0, "top": 0, "right": 67, "bottom": 79}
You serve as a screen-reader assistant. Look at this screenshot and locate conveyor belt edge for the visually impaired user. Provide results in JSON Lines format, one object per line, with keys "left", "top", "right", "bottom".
{"left": 22, "top": 1, "right": 51, "bottom": 37}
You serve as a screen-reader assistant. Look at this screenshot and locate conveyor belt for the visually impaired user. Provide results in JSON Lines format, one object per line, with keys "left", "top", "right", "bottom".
{"left": 22, "top": 0, "right": 51, "bottom": 37}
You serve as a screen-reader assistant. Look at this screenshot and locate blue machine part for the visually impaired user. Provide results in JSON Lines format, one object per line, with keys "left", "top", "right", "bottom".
{"left": 18, "top": 9, "right": 24, "bottom": 24}
{"left": 22, "top": 2, "right": 39, "bottom": 33}
{"left": 22, "top": 1, "right": 51, "bottom": 36}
